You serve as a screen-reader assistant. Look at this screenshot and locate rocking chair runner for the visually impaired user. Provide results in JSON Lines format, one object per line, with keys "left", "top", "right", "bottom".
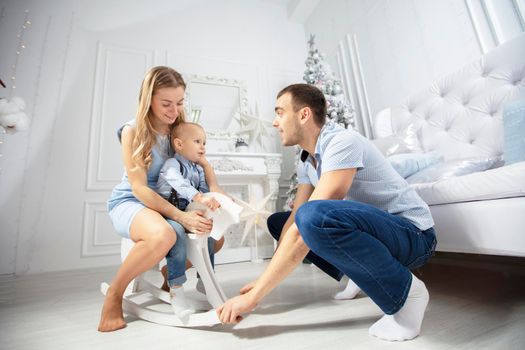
{"left": 100, "top": 193, "right": 243, "bottom": 327}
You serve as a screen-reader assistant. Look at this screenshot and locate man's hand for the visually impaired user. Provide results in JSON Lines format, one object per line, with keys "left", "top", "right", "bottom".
{"left": 216, "top": 293, "right": 258, "bottom": 324}
{"left": 240, "top": 280, "right": 257, "bottom": 295}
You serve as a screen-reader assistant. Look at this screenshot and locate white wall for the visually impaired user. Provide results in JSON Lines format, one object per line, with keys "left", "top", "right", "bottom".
{"left": 0, "top": 0, "right": 306, "bottom": 275}
{"left": 303, "top": 0, "right": 524, "bottom": 133}
{"left": 305, "top": 0, "right": 482, "bottom": 121}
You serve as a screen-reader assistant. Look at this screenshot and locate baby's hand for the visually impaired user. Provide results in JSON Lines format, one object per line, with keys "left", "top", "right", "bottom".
{"left": 194, "top": 156, "right": 210, "bottom": 167}
{"left": 200, "top": 196, "right": 221, "bottom": 211}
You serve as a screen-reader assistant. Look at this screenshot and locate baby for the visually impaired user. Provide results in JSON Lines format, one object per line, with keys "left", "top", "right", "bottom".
{"left": 156, "top": 122, "right": 227, "bottom": 319}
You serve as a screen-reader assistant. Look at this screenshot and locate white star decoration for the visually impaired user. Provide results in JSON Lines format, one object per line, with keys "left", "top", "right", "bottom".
{"left": 231, "top": 109, "right": 243, "bottom": 128}
{"left": 239, "top": 104, "right": 273, "bottom": 151}
{"left": 233, "top": 191, "right": 274, "bottom": 246}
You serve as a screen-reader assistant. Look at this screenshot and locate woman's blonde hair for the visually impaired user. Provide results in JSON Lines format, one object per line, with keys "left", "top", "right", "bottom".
{"left": 132, "top": 66, "right": 186, "bottom": 169}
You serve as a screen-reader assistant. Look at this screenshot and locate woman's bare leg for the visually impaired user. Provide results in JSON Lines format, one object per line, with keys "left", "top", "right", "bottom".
{"left": 98, "top": 208, "right": 177, "bottom": 332}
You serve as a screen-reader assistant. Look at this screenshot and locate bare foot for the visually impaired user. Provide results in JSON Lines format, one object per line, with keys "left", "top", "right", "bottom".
{"left": 98, "top": 288, "right": 126, "bottom": 332}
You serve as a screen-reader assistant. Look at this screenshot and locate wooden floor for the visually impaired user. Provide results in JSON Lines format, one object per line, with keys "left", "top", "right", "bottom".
{"left": 1, "top": 253, "right": 524, "bottom": 350}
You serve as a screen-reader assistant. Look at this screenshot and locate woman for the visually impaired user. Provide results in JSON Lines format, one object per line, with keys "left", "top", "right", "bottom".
{"left": 98, "top": 66, "right": 217, "bottom": 332}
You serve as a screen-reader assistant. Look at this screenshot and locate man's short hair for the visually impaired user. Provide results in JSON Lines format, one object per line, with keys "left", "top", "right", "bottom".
{"left": 277, "top": 84, "right": 327, "bottom": 126}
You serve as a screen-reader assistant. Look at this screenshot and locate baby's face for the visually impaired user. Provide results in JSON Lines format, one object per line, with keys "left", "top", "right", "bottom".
{"left": 175, "top": 126, "right": 207, "bottom": 162}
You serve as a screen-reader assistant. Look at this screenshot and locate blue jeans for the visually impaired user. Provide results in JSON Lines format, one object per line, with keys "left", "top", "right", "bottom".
{"left": 165, "top": 219, "right": 216, "bottom": 287}
{"left": 268, "top": 212, "right": 345, "bottom": 281}
{"left": 268, "top": 200, "right": 436, "bottom": 314}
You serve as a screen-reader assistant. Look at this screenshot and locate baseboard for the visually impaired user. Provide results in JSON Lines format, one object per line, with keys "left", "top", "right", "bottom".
{"left": 424, "top": 251, "right": 525, "bottom": 275}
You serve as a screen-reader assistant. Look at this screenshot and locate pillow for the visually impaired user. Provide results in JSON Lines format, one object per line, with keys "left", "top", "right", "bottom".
{"left": 387, "top": 152, "right": 443, "bottom": 178}
{"left": 405, "top": 156, "right": 501, "bottom": 185}
{"left": 503, "top": 100, "right": 525, "bottom": 165}
{"left": 372, "top": 124, "right": 422, "bottom": 157}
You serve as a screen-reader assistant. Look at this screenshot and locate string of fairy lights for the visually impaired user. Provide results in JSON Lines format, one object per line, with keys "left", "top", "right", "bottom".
{"left": 0, "top": 6, "right": 5, "bottom": 154}
{"left": 10, "top": 10, "right": 31, "bottom": 95}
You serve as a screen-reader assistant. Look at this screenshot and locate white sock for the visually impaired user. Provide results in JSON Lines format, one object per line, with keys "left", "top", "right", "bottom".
{"left": 195, "top": 278, "right": 206, "bottom": 294}
{"left": 334, "top": 278, "right": 361, "bottom": 300}
{"left": 169, "top": 286, "right": 195, "bottom": 323}
{"left": 368, "top": 273, "right": 429, "bottom": 341}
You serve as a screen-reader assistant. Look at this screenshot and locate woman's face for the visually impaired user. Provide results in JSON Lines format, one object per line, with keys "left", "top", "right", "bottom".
{"left": 150, "top": 86, "right": 185, "bottom": 126}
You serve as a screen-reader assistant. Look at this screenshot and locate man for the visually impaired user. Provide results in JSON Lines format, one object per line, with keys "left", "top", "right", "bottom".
{"left": 217, "top": 84, "right": 436, "bottom": 341}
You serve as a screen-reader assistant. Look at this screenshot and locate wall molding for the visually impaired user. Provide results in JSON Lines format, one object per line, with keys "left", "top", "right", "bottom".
{"left": 465, "top": 0, "right": 525, "bottom": 53}
{"left": 81, "top": 201, "right": 120, "bottom": 258}
{"left": 336, "top": 40, "right": 360, "bottom": 133}
{"left": 337, "top": 34, "right": 373, "bottom": 138}
{"left": 465, "top": 0, "right": 497, "bottom": 53}
{"left": 513, "top": 0, "right": 525, "bottom": 30}
{"left": 86, "top": 42, "right": 154, "bottom": 191}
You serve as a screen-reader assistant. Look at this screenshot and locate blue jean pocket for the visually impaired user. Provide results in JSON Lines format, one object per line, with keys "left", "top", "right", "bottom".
{"left": 406, "top": 229, "right": 437, "bottom": 269}
{"left": 407, "top": 250, "right": 432, "bottom": 269}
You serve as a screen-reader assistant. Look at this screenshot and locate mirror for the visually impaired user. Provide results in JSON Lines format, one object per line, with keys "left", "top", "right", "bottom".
{"left": 184, "top": 75, "right": 249, "bottom": 141}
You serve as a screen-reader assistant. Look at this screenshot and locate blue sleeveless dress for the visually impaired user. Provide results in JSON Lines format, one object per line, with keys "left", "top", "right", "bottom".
{"left": 107, "top": 120, "right": 174, "bottom": 238}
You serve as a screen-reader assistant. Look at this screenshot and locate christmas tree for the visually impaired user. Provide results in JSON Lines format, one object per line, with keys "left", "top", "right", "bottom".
{"left": 284, "top": 34, "right": 355, "bottom": 211}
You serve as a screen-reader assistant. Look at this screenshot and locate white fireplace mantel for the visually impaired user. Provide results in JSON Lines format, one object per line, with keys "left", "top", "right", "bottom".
{"left": 206, "top": 152, "right": 282, "bottom": 263}
{"left": 207, "top": 152, "right": 282, "bottom": 210}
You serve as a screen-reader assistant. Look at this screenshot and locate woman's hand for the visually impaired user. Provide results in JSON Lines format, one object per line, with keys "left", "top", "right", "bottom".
{"left": 180, "top": 210, "right": 213, "bottom": 235}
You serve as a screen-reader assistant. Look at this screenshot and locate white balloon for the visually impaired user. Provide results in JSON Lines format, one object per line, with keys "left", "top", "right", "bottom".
{"left": 11, "top": 96, "right": 26, "bottom": 110}
{"left": 1, "top": 101, "right": 20, "bottom": 115}
{"left": 0, "top": 112, "right": 20, "bottom": 128}
{"left": 15, "top": 112, "right": 30, "bottom": 131}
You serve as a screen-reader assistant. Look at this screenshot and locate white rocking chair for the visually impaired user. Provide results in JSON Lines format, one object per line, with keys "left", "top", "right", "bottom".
{"left": 100, "top": 193, "right": 243, "bottom": 327}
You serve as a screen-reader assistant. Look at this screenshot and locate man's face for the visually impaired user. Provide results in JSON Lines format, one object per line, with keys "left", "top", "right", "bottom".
{"left": 273, "top": 93, "right": 301, "bottom": 146}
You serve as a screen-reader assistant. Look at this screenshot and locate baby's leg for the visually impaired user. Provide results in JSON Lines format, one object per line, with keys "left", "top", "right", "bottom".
{"left": 170, "top": 285, "right": 195, "bottom": 322}
{"left": 164, "top": 219, "right": 195, "bottom": 320}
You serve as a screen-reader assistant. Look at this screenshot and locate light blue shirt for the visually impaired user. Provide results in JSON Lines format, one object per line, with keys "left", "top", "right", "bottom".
{"left": 297, "top": 123, "right": 434, "bottom": 230}
{"left": 156, "top": 153, "right": 209, "bottom": 201}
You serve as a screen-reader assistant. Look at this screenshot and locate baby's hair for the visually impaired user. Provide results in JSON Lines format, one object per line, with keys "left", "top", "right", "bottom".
{"left": 171, "top": 122, "right": 204, "bottom": 139}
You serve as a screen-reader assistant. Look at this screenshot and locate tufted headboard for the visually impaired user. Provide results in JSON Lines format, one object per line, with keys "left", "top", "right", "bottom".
{"left": 379, "top": 33, "right": 525, "bottom": 161}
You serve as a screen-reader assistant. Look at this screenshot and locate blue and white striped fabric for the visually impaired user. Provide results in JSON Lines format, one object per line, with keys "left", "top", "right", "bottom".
{"left": 297, "top": 122, "right": 434, "bottom": 230}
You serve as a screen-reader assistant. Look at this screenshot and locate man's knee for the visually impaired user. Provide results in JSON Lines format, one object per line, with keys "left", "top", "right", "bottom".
{"left": 295, "top": 201, "right": 325, "bottom": 230}
{"left": 295, "top": 201, "right": 327, "bottom": 249}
